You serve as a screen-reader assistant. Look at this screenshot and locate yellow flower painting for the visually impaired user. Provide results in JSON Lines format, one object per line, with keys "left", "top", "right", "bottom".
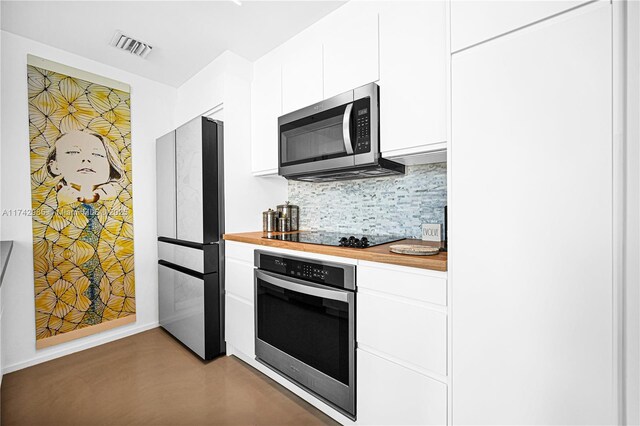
{"left": 27, "top": 57, "right": 135, "bottom": 348}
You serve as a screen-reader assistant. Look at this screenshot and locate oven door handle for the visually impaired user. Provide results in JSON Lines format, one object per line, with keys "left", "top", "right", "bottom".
{"left": 342, "top": 103, "right": 354, "bottom": 155}
{"left": 256, "top": 270, "right": 350, "bottom": 303}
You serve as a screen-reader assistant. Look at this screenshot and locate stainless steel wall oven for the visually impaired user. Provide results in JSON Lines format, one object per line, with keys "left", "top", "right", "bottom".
{"left": 254, "top": 250, "right": 356, "bottom": 419}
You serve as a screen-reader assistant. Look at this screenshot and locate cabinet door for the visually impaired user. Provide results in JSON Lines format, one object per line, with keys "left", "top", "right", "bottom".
{"left": 323, "top": 4, "right": 379, "bottom": 98}
{"left": 357, "top": 349, "right": 447, "bottom": 425}
{"left": 451, "top": 3, "right": 613, "bottom": 424}
{"left": 251, "top": 51, "right": 282, "bottom": 176}
{"left": 281, "top": 37, "right": 323, "bottom": 115}
{"left": 451, "top": 0, "right": 589, "bottom": 52}
{"left": 358, "top": 290, "right": 447, "bottom": 376}
{"left": 379, "top": 1, "right": 447, "bottom": 157}
{"left": 225, "top": 294, "right": 255, "bottom": 359}
{"left": 225, "top": 257, "right": 254, "bottom": 303}
{"left": 175, "top": 117, "right": 203, "bottom": 243}
{"left": 156, "top": 130, "right": 176, "bottom": 239}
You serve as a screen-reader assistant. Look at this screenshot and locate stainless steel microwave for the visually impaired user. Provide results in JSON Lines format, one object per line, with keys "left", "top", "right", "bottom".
{"left": 278, "top": 83, "right": 404, "bottom": 181}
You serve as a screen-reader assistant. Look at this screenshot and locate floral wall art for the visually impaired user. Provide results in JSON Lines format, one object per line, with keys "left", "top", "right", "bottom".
{"left": 27, "top": 55, "right": 135, "bottom": 348}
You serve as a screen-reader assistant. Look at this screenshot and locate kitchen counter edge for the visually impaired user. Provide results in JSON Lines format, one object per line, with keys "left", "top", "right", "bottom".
{"left": 223, "top": 232, "right": 447, "bottom": 272}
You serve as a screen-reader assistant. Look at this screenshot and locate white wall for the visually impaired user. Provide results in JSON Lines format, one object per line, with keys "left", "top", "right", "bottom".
{"left": 175, "top": 50, "right": 288, "bottom": 233}
{"left": 625, "top": 1, "right": 640, "bottom": 423}
{"left": 0, "top": 31, "right": 178, "bottom": 373}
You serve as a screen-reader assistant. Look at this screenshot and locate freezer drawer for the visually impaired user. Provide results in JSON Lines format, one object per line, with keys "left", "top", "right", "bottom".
{"left": 157, "top": 239, "right": 218, "bottom": 274}
{"left": 158, "top": 263, "right": 206, "bottom": 358}
{"left": 158, "top": 261, "right": 223, "bottom": 360}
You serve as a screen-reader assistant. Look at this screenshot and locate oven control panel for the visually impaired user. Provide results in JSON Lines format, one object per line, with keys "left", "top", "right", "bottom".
{"left": 258, "top": 253, "right": 353, "bottom": 289}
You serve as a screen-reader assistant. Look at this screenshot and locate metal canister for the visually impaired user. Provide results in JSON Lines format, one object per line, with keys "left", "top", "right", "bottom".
{"left": 277, "top": 201, "right": 299, "bottom": 231}
{"left": 262, "top": 209, "right": 278, "bottom": 232}
{"left": 278, "top": 217, "right": 291, "bottom": 233}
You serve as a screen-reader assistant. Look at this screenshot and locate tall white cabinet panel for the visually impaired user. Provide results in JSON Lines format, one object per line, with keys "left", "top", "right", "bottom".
{"left": 251, "top": 52, "right": 282, "bottom": 176}
{"left": 451, "top": 3, "right": 613, "bottom": 424}
{"left": 357, "top": 349, "right": 447, "bottom": 425}
{"left": 281, "top": 39, "right": 323, "bottom": 115}
{"left": 451, "top": 0, "right": 589, "bottom": 52}
{"left": 175, "top": 117, "right": 203, "bottom": 242}
{"left": 323, "top": 5, "right": 379, "bottom": 98}
{"left": 156, "top": 130, "right": 176, "bottom": 239}
{"left": 378, "top": 1, "right": 447, "bottom": 157}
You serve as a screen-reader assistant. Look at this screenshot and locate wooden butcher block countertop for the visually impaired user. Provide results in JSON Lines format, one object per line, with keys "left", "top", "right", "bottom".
{"left": 223, "top": 231, "right": 447, "bottom": 272}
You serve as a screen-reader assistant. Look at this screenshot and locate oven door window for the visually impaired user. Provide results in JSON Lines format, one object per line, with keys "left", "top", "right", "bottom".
{"left": 280, "top": 103, "right": 353, "bottom": 166}
{"left": 256, "top": 279, "right": 350, "bottom": 385}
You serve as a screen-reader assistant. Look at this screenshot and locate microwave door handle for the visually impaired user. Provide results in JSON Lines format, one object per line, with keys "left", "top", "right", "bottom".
{"left": 256, "top": 270, "right": 349, "bottom": 303}
{"left": 342, "top": 103, "right": 354, "bottom": 155}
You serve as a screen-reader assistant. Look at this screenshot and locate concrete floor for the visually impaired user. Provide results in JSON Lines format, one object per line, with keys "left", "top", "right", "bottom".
{"left": 1, "top": 328, "right": 338, "bottom": 425}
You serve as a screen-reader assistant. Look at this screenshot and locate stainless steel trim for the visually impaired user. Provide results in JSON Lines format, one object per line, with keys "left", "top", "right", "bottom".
{"left": 254, "top": 249, "right": 356, "bottom": 290}
{"left": 279, "top": 91, "right": 354, "bottom": 126}
{"left": 342, "top": 103, "right": 354, "bottom": 155}
{"left": 256, "top": 270, "right": 349, "bottom": 302}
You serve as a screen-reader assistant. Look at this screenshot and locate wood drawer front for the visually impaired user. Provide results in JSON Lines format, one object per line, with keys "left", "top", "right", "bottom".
{"left": 225, "top": 258, "right": 254, "bottom": 303}
{"left": 358, "top": 263, "right": 447, "bottom": 306}
{"left": 357, "top": 291, "right": 447, "bottom": 376}
{"left": 357, "top": 349, "right": 447, "bottom": 425}
{"left": 225, "top": 241, "right": 255, "bottom": 264}
{"left": 225, "top": 294, "right": 255, "bottom": 359}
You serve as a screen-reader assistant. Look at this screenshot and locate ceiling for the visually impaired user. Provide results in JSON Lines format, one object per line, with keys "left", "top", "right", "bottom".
{"left": 1, "top": 1, "right": 346, "bottom": 87}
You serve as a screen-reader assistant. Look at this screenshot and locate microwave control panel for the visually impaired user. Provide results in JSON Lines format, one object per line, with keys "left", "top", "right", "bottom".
{"left": 354, "top": 98, "right": 371, "bottom": 154}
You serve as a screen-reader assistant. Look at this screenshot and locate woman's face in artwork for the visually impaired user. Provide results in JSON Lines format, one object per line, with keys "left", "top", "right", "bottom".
{"left": 50, "top": 132, "right": 111, "bottom": 188}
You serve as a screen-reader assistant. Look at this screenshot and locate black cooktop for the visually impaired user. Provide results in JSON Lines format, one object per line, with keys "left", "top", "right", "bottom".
{"left": 263, "top": 231, "right": 404, "bottom": 248}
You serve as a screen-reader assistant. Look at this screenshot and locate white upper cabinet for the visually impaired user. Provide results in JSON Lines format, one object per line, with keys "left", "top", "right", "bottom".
{"left": 451, "top": 0, "right": 590, "bottom": 52}
{"left": 281, "top": 34, "right": 323, "bottom": 115}
{"left": 378, "top": 1, "right": 447, "bottom": 157}
{"left": 451, "top": 2, "right": 614, "bottom": 423}
{"left": 322, "top": 3, "right": 379, "bottom": 98}
{"left": 251, "top": 50, "right": 282, "bottom": 176}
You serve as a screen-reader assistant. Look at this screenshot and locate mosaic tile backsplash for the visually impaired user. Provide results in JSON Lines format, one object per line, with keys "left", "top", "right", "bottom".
{"left": 288, "top": 163, "right": 447, "bottom": 239}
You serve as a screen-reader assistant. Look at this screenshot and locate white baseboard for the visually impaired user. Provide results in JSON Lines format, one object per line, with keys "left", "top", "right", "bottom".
{"left": 2, "top": 321, "right": 159, "bottom": 375}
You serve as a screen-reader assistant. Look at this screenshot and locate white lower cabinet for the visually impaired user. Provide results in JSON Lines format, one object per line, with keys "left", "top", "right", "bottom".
{"left": 357, "top": 349, "right": 447, "bottom": 425}
{"left": 225, "top": 257, "right": 254, "bottom": 303}
{"left": 357, "top": 290, "right": 447, "bottom": 376}
{"left": 356, "top": 262, "right": 448, "bottom": 424}
{"left": 225, "top": 293, "right": 255, "bottom": 359}
{"left": 224, "top": 242, "right": 256, "bottom": 359}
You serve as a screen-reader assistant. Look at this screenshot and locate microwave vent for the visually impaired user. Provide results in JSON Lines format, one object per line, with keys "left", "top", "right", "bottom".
{"left": 109, "top": 31, "right": 153, "bottom": 58}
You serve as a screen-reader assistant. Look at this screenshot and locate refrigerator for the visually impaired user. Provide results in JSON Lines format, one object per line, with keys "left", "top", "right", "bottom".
{"left": 156, "top": 116, "right": 225, "bottom": 360}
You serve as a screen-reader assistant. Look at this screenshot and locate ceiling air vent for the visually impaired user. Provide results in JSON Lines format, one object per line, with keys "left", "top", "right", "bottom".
{"left": 109, "top": 31, "right": 153, "bottom": 59}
